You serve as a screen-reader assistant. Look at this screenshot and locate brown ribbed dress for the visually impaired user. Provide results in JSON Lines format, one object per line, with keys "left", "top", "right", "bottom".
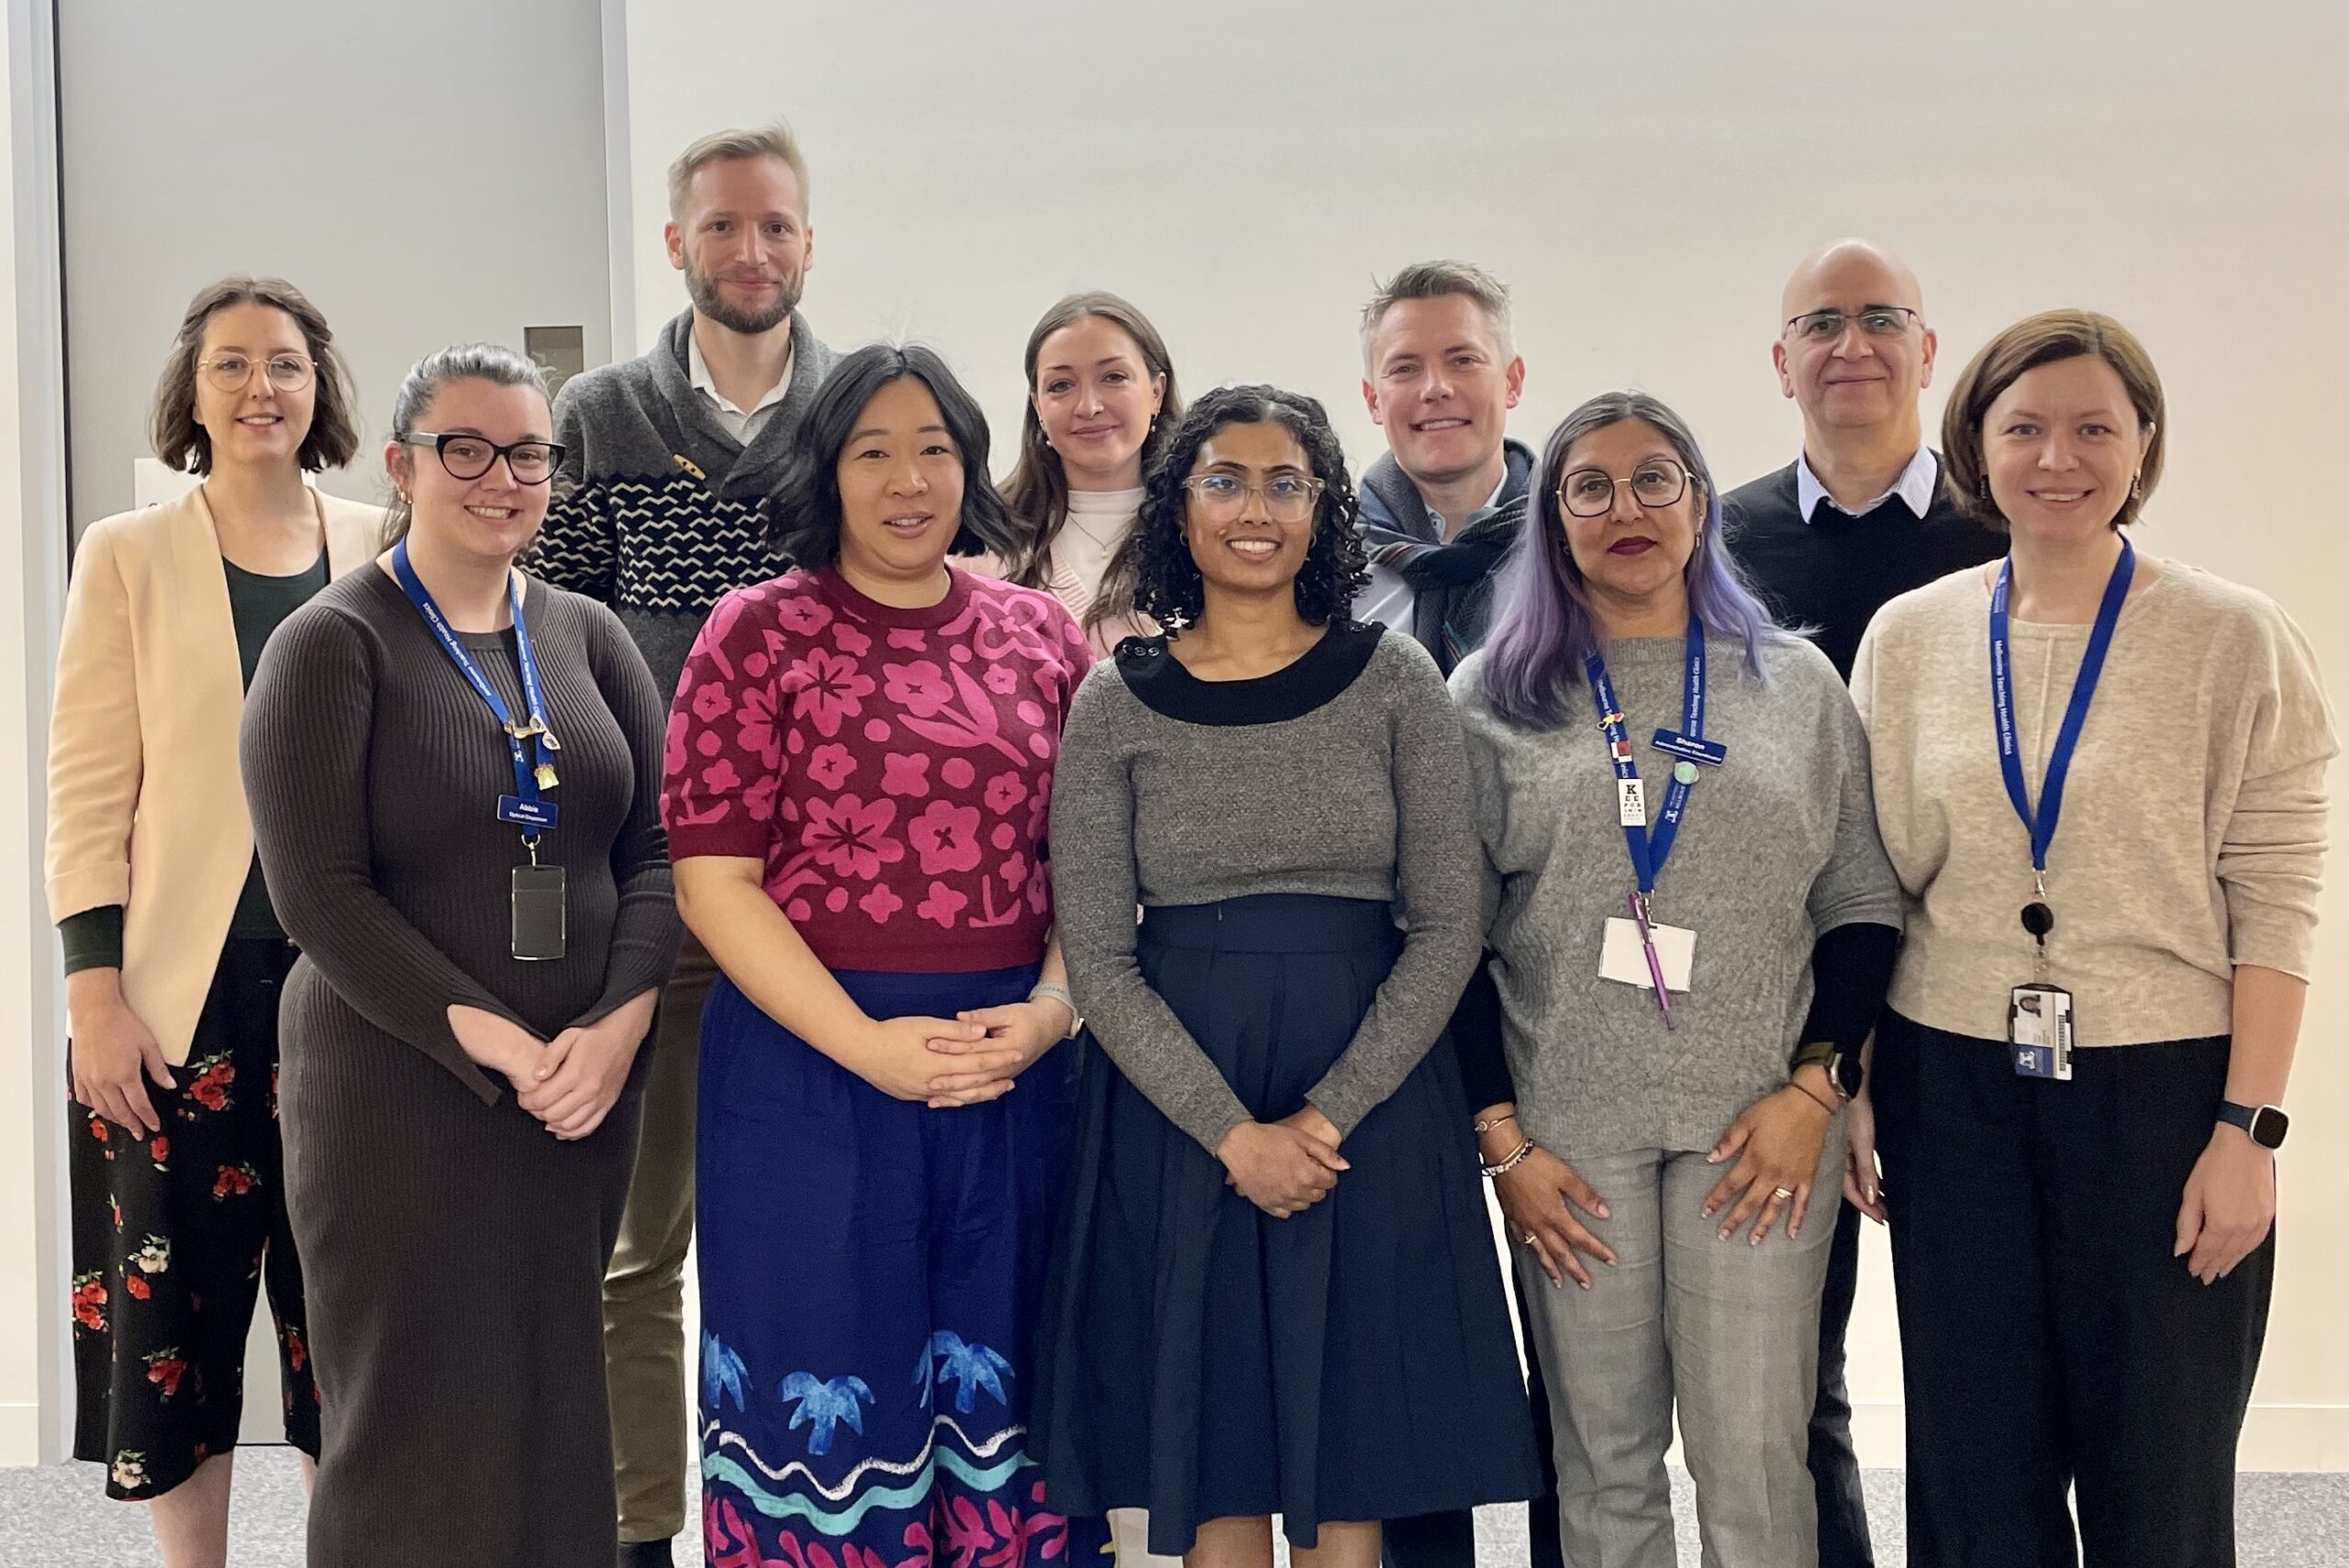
{"left": 239, "top": 563, "right": 681, "bottom": 1567}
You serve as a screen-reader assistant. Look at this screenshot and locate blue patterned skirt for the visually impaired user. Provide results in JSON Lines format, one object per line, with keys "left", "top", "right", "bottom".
{"left": 696, "top": 965, "right": 1111, "bottom": 1567}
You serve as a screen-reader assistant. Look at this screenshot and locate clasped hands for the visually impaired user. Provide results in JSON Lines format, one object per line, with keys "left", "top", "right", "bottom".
{"left": 1217, "top": 1105, "right": 1350, "bottom": 1218}
{"left": 852, "top": 995, "right": 1074, "bottom": 1108}
{"left": 450, "top": 997, "right": 654, "bottom": 1140}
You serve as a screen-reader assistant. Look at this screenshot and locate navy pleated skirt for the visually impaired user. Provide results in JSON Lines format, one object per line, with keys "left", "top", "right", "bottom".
{"left": 1032, "top": 894, "right": 1539, "bottom": 1552}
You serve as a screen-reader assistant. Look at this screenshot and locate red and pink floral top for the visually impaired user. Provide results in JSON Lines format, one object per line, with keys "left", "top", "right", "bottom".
{"left": 662, "top": 565, "right": 1093, "bottom": 973}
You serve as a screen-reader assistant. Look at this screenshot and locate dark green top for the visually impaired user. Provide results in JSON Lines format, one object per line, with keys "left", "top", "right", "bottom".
{"left": 59, "top": 552, "right": 329, "bottom": 974}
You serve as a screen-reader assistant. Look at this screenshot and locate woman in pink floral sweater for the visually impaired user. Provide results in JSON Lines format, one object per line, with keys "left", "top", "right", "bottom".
{"left": 662, "top": 344, "right": 1108, "bottom": 1566}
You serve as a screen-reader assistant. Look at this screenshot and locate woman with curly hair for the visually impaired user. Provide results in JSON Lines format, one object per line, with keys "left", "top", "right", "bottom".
{"left": 1032, "top": 384, "right": 1539, "bottom": 1567}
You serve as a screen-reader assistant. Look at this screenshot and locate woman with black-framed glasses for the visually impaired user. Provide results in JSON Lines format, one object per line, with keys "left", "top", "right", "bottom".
{"left": 1031, "top": 384, "right": 1539, "bottom": 1568}
{"left": 240, "top": 343, "right": 682, "bottom": 1565}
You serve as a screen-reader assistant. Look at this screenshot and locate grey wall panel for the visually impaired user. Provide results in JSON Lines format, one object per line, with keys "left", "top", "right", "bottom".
{"left": 58, "top": 0, "right": 612, "bottom": 531}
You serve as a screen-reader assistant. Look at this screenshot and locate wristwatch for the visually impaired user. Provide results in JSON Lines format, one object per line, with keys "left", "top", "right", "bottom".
{"left": 1789, "top": 1040, "right": 1854, "bottom": 1101}
{"left": 1028, "top": 981, "right": 1084, "bottom": 1040}
{"left": 2217, "top": 1100, "right": 2288, "bottom": 1150}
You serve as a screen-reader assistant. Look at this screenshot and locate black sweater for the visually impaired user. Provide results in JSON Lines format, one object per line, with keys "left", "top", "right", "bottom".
{"left": 1720, "top": 454, "right": 2006, "bottom": 679}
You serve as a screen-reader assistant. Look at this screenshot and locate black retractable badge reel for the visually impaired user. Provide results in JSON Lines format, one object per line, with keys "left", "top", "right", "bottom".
{"left": 1989, "top": 537, "right": 2133, "bottom": 1081}
{"left": 391, "top": 541, "right": 567, "bottom": 962}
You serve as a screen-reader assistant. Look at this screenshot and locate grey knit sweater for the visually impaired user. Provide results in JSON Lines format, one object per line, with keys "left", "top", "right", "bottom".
{"left": 1451, "top": 633, "right": 1902, "bottom": 1159}
{"left": 528, "top": 307, "right": 837, "bottom": 697}
{"left": 1050, "top": 621, "right": 1482, "bottom": 1151}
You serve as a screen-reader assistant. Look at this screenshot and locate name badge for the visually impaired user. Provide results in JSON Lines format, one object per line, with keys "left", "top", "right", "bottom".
{"left": 1651, "top": 728, "right": 1729, "bottom": 767}
{"left": 1600, "top": 917, "right": 1695, "bottom": 993}
{"left": 1617, "top": 778, "right": 1647, "bottom": 828}
{"left": 2009, "top": 983, "right": 2074, "bottom": 1080}
{"left": 499, "top": 795, "right": 561, "bottom": 831}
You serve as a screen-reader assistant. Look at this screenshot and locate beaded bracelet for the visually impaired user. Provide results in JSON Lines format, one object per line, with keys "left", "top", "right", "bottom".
{"left": 1481, "top": 1139, "right": 1536, "bottom": 1179}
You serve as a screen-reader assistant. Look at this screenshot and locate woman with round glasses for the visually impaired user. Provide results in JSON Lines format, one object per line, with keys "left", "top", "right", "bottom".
{"left": 1034, "top": 384, "right": 1538, "bottom": 1567}
{"left": 241, "top": 343, "right": 681, "bottom": 1564}
{"left": 1450, "top": 391, "right": 1900, "bottom": 1563}
{"left": 1852, "top": 312, "right": 2332, "bottom": 1567}
{"left": 47, "top": 274, "right": 373, "bottom": 1562}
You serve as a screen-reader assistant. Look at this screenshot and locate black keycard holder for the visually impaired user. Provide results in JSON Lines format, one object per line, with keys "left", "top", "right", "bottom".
{"left": 511, "top": 864, "right": 567, "bottom": 961}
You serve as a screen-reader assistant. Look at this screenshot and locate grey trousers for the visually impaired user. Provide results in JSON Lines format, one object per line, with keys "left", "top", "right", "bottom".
{"left": 1515, "top": 1133, "right": 1842, "bottom": 1568}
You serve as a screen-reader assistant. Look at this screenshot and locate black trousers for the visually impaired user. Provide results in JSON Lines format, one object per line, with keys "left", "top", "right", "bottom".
{"left": 1811, "top": 1201, "right": 1875, "bottom": 1566}
{"left": 1872, "top": 1012, "right": 2271, "bottom": 1568}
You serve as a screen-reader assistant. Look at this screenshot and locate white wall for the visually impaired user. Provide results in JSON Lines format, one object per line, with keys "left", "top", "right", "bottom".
{"left": 620, "top": 0, "right": 2349, "bottom": 1468}
{"left": 0, "top": 0, "right": 72, "bottom": 1466}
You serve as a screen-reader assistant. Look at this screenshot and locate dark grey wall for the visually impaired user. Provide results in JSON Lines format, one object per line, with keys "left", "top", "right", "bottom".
{"left": 59, "top": 0, "right": 613, "bottom": 530}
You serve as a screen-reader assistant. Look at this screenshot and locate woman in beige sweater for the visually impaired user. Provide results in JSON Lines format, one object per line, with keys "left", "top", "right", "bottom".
{"left": 46, "top": 276, "right": 380, "bottom": 1566}
{"left": 1850, "top": 310, "right": 2333, "bottom": 1568}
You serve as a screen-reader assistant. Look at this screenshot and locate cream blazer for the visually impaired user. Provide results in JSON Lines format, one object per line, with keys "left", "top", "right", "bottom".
{"left": 45, "top": 486, "right": 384, "bottom": 1063}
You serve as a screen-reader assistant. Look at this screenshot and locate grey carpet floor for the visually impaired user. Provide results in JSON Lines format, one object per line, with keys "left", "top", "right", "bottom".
{"left": 1, "top": 1451, "right": 2343, "bottom": 1566}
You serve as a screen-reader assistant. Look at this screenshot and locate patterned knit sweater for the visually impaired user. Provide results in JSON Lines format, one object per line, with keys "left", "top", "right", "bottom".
{"left": 663, "top": 566, "right": 1093, "bottom": 973}
{"left": 529, "top": 307, "right": 838, "bottom": 700}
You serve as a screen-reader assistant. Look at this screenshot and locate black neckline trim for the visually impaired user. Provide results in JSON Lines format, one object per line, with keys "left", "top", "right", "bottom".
{"left": 1116, "top": 619, "right": 1386, "bottom": 727}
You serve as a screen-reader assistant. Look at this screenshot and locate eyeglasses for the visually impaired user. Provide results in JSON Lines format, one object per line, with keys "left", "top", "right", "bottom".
{"left": 1783, "top": 306, "right": 1922, "bottom": 342}
{"left": 404, "top": 432, "right": 565, "bottom": 485}
{"left": 1558, "top": 460, "right": 1690, "bottom": 517}
{"left": 199, "top": 352, "right": 317, "bottom": 394}
{"left": 1181, "top": 473, "right": 1325, "bottom": 522}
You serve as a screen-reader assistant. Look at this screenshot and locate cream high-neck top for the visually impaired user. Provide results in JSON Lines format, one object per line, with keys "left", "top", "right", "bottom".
{"left": 1851, "top": 557, "right": 2334, "bottom": 1046}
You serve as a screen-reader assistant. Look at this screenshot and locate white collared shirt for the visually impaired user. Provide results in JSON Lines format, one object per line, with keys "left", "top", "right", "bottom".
{"left": 1796, "top": 446, "right": 1937, "bottom": 523}
{"left": 687, "top": 328, "right": 794, "bottom": 445}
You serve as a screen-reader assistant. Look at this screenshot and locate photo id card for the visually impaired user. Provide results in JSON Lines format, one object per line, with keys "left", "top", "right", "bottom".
{"left": 1600, "top": 917, "right": 1695, "bottom": 993}
{"left": 2009, "top": 983, "right": 2073, "bottom": 1080}
{"left": 511, "top": 863, "right": 567, "bottom": 962}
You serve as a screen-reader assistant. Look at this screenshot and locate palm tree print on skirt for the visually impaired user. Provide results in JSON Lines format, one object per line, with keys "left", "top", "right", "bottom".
{"left": 699, "top": 1329, "right": 1102, "bottom": 1565}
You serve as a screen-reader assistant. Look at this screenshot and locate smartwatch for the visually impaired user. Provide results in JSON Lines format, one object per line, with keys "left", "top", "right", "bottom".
{"left": 1790, "top": 1040, "right": 1854, "bottom": 1101}
{"left": 2217, "top": 1100, "right": 2288, "bottom": 1150}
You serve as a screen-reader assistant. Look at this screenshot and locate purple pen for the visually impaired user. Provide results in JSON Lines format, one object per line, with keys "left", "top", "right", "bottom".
{"left": 1628, "top": 890, "right": 1675, "bottom": 1030}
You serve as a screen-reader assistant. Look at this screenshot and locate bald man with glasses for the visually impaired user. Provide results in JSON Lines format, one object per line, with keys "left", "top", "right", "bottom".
{"left": 1720, "top": 239, "right": 2004, "bottom": 1567}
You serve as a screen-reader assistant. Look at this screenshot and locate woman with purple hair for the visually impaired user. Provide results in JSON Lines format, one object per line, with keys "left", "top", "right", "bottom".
{"left": 1447, "top": 391, "right": 1903, "bottom": 1564}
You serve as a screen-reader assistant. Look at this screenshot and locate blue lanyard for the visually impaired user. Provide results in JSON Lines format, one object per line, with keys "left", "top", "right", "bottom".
{"left": 1987, "top": 536, "right": 2133, "bottom": 874}
{"left": 1585, "top": 617, "right": 1720, "bottom": 898}
{"left": 390, "top": 541, "right": 560, "bottom": 838}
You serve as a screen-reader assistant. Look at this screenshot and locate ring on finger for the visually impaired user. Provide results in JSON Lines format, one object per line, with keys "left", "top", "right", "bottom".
{"left": 1771, "top": 1186, "right": 1796, "bottom": 1201}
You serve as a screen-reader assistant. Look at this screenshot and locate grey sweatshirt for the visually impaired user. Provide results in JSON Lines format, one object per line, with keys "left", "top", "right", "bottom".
{"left": 1050, "top": 622, "right": 1482, "bottom": 1151}
{"left": 1451, "top": 633, "right": 1902, "bottom": 1159}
